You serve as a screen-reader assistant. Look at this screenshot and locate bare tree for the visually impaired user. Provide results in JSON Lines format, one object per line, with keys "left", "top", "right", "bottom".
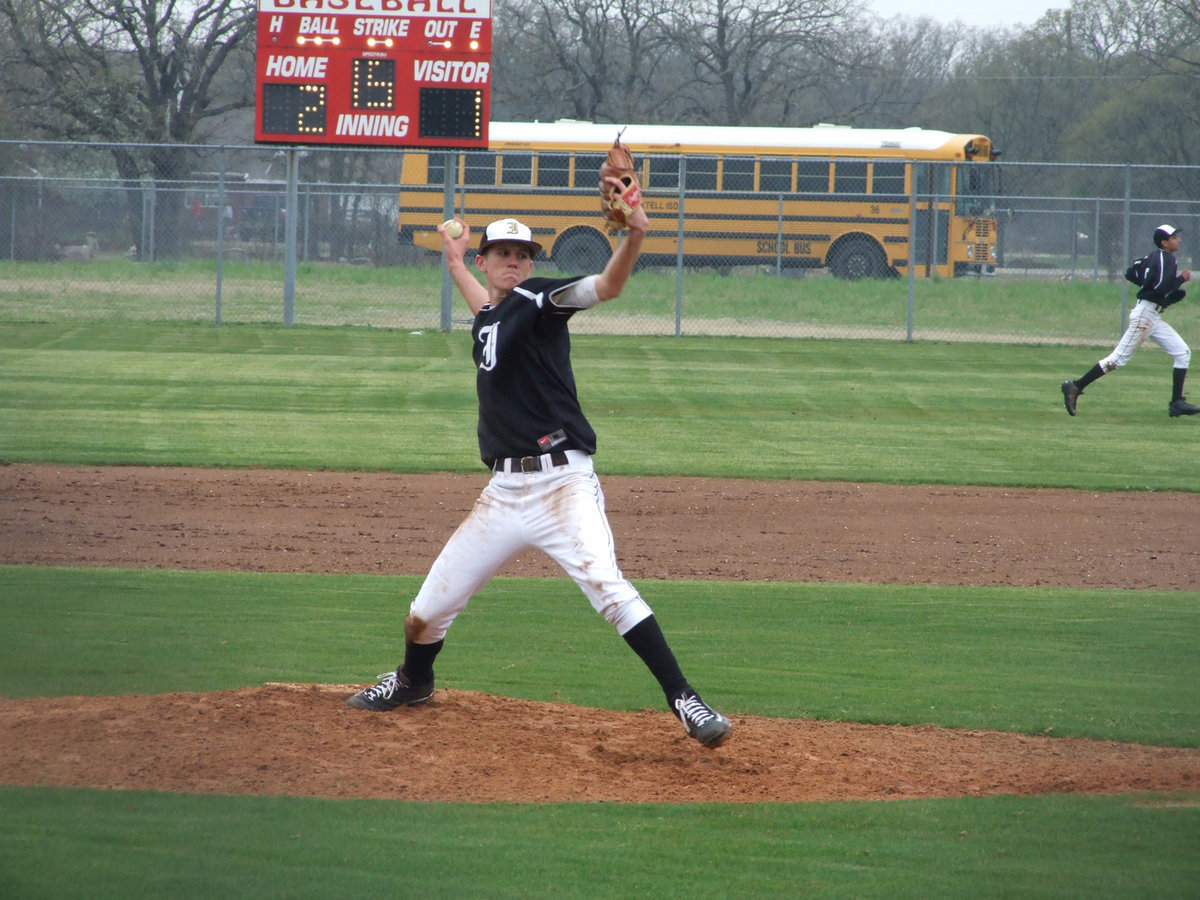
{"left": 1128, "top": 0, "right": 1200, "bottom": 143}
{"left": 1136, "top": 0, "right": 1200, "bottom": 72}
{"left": 655, "top": 0, "right": 854, "bottom": 125}
{"left": 492, "top": 0, "right": 670, "bottom": 122}
{"left": 0, "top": 0, "right": 256, "bottom": 253}
{"left": 811, "top": 17, "right": 966, "bottom": 127}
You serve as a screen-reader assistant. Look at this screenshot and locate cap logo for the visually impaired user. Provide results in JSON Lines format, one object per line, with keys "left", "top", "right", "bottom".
{"left": 479, "top": 217, "right": 541, "bottom": 256}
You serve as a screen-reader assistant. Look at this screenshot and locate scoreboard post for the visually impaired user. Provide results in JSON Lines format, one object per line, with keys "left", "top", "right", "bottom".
{"left": 255, "top": 0, "right": 492, "bottom": 148}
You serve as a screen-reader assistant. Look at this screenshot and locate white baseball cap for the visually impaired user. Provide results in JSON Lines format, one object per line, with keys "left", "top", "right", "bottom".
{"left": 478, "top": 218, "right": 542, "bottom": 256}
{"left": 1154, "top": 223, "right": 1180, "bottom": 244}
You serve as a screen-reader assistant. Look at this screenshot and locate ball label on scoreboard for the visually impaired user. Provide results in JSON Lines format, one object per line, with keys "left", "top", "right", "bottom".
{"left": 254, "top": 0, "right": 491, "bottom": 147}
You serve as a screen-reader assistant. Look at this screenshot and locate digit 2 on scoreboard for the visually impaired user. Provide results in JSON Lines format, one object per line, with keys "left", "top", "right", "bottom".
{"left": 261, "top": 83, "right": 328, "bottom": 135}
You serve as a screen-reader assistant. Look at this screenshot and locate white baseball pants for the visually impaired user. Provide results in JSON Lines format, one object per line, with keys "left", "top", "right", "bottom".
{"left": 1100, "top": 299, "right": 1191, "bottom": 371}
{"left": 408, "top": 451, "right": 653, "bottom": 642}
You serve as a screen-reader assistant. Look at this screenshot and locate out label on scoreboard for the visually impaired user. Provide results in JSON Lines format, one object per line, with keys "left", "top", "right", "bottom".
{"left": 254, "top": 0, "right": 492, "bottom": 148}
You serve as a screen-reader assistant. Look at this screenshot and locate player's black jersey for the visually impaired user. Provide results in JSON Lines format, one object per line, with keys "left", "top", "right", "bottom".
{"left": 471, "top": 276, "right": 597, "bottom": 465}
{"left": 1137, "top": 249, "right": 1187, "bottom": 306}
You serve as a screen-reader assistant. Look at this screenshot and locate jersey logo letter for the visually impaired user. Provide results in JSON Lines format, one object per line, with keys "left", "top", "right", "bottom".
{"left": 478, "top": 322, "right": 499, "bottom": 371}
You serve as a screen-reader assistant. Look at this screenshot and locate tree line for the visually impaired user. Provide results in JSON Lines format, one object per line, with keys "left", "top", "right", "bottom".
{"left": 1, "top": 0, "right": 1195, "bottom": 255}
{"left": 3, "top": 0, "right": 1196, "bottom": 163}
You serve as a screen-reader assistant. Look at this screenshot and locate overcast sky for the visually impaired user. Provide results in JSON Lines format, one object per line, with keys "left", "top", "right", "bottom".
{"left": 868, "top": 0, "right": 1065, "bottom": 29}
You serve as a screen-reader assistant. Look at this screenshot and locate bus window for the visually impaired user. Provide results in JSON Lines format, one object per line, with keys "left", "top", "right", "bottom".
{"left": 464, "top": 152, "right": 497, "bottom": 186}
{"left": 426, "top": 152, "right": 448, "bottom": 186}
{"left": 871, "top": 161, "right": 905, "bottom": 196}
{"left": 501, "top": 153, "right": 532, "bottom": 186}
{"left": 537, "top": 153, "right": 571, "bottom": 188}
{"left": 574, "top": 153, "right": 606, "bottom": 188}
{"left": 647, "top": 155, "right": 681, "bottom": 191}
{"left": 796, "top": 159, "right": 830, "bottom": 193}
{"left": 935, "top": 164, "right": 951, "bottom": 195}
{"left": 833, "top": 161, "right": 868, "bottom": 195}
{"left": 957, "top": 163, "right": 999, "bottom": 197}
{"left": 759, "top": 158, "right": 793, "bottom": 194}
{"left": 914, "top": 163, "right": 952, "bottom": 197}
{"left": 956, "top": 163, "right": 999, "bottom": 215}
{"left": 687, "top": 156, "right": 718, "bottom": 191}
{"left": 721, "top": 156, "right": 755, "bottom": 192}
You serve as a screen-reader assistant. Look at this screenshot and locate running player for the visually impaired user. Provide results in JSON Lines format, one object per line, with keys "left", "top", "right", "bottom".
{"left": 346, "top": 207, "right": 731, "bottom": 748}
{"left": 1062, "top": 224, "right": 1197, "bottom": 417}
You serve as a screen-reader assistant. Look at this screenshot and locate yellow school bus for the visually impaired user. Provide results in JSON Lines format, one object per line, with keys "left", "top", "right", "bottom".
{"left": 397, "top": 120, "right": 1000, "bottom": 278}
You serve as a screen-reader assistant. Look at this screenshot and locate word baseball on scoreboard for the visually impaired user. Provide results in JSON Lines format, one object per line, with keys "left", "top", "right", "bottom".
{"left": 255, "top": 0, "right": 492, "bottom": 148}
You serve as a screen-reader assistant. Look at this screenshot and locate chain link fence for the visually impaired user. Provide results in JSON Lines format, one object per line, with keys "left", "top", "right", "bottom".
{"left": 1, "top": 140, "right": 1197, "bottom": 344}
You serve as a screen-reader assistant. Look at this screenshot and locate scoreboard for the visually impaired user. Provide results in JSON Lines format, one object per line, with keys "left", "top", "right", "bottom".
{"left": 254, "top": 0, "right": 492, "bottom": 148}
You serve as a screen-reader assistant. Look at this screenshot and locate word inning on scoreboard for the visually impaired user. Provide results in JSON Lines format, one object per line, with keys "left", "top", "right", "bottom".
{"left": 254, "top": 0, "right": 492, "bottom": 148}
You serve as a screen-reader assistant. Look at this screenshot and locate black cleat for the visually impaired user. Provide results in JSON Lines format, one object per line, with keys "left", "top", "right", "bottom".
{"left": 346, "top": 670, "right": 434, "bottom": 710}
{"left": 671, "top": 689, "right": 731, "bottom": 748}
{"left": 1169, "top": 397, "right": 1200, "bottom": 417}
{"left": 1061, "top": 381, "right": 1080, "bottom": 416}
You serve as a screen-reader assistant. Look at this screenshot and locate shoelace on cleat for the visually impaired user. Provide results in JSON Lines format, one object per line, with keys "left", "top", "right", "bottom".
{"left": 362, "top": 673, "right": 398, "bottom": 701}
{"left": 674, "top": 694, "right": 716, "bottom": 730}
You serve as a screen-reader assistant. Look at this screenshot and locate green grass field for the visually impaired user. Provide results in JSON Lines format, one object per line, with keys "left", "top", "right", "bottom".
{"left": 0, "top": 257, "right": 1152, "bottom": 343}
{"left": 2, "top": 322, "right": 1199, "bottom": 489}
{"left": 1, "top": 321, "right": 1198, "bottom": 898}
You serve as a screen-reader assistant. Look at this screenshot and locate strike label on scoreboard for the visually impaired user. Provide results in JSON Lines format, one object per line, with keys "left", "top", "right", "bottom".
{"left": 255, "top": 0, "right": 492, "bottom": 148}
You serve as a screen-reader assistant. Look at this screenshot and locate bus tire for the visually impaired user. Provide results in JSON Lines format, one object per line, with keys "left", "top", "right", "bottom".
{"left": 828, "top": 237, "right": 890, "bottom": 280}
{"left": 552, "top": 229, "right": 612, "bottom": 274}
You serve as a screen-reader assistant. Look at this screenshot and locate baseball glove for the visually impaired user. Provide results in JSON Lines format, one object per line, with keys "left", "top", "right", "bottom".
{"left": 599, "top": 132, "right": 642, "bottom": 232}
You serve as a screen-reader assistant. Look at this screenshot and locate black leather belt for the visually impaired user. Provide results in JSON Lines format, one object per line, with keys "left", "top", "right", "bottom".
{"left": 493, "top": 450, "right": 570, "bottom": 473}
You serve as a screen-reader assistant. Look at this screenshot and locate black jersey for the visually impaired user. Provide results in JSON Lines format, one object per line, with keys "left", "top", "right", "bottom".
{"left": 1137, "top": 248, "right": 1187, "bottom": 307}
{"left": 471, "top": 275, "right": 597, "bottom": 465}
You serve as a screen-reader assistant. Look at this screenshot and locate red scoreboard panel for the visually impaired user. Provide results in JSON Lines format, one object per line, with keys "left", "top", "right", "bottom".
{"left": 255, "top": 0, "right": 492, "bottom": 148}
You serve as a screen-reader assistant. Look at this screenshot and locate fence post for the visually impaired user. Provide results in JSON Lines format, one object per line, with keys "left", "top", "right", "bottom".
{"left": 142, "top": 178, "right": 156, "bottom": 261}
{"left": 906, "top": 183, "right": 917, "bottom": 342}
{"left": 1120, "top": 165, "right": 1131, "bottom": 331}
{"left": 775, "top": 193, "right": 783, "bottom": 276}
{"left": 674, "top": 156, "right": 686, "bottom": 337}
{"left": 215, "top": 150, "right": 227, "bottom": 326}
{"left": 283, "top": 148, "right": 300, "bottom": 326}
{"left": 440, "top": 151, "right": 458, "bottom": 331}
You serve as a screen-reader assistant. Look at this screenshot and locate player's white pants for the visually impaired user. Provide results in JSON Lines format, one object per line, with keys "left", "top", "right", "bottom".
{"left": 1099, "top": 300, "right": 1191, "bottom": 371}
{"left": 408, "top": 452, "right": 653, "bottom": 642}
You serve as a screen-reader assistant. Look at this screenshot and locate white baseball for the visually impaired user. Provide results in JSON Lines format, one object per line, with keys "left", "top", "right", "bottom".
{"left": 442, "top": 219, "right": 464, "bottom": 239}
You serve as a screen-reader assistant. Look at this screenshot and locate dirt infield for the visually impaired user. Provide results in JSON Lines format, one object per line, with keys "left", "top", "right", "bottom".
{"left": 2, "top": 462, "right": 1198, "bottom": 802}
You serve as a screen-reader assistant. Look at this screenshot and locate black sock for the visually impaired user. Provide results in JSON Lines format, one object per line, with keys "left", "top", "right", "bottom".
{"left": 1173, "top": 367, "right": 1187, "bottom": 402}
{"left": 1076, "top": 363, "right": 1105, "bottom": 391}
{"left": 622, "top": 615, "right": 689, "bottom": 700}
{"left": 400, "top": 639, "right": 443, "bottom": 684}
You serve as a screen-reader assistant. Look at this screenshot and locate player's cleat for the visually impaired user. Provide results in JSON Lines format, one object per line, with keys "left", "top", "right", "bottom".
{"left": 1061, "top": 381, "right": 1080, "bottom": 416}
{"left": 346, "top": 670, "right": 434, "bottom": 710}
{"left": 1168, "top": 397, "right": 1200, "bottom": 417}
{"left": 671, "top": 689, "right": 731, "bottom": 748}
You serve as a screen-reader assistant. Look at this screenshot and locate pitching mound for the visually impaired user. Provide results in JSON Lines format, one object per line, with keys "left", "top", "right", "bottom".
{"left": 2, "top": 683, "right": 1196, "bottom": 802}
